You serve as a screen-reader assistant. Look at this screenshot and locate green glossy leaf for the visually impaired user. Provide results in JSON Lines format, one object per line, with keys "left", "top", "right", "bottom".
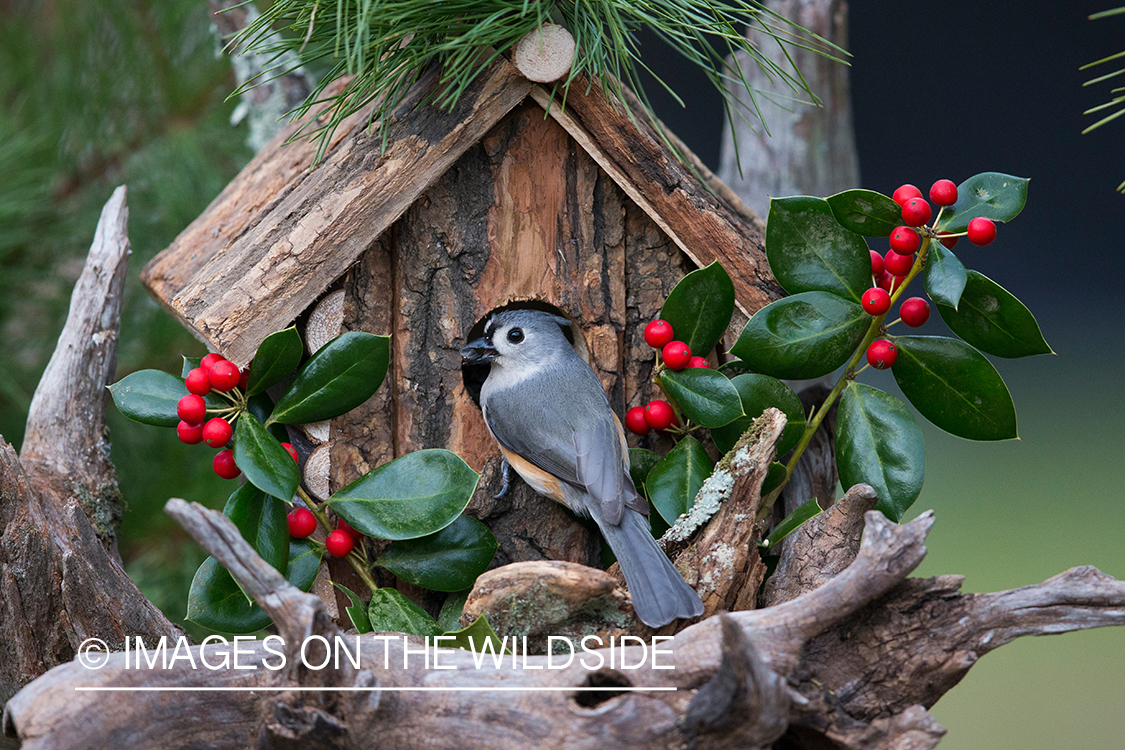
{"left": 367, "top": 587, "right": 441, "bottom": 637}
{"left": 937, "top": 172, "right": 1030, "bottom": 233}
{"left": 760, "top": 498, "right": 822, "bottom": 549}
{"left": 765, "top": 196, "right": 871, "bottom": 303}
{"left": 270, "top": 332, "right": 390, "bottom": 424}
{"left": 247, "top": 327, "right": 303, "bottom": 396}
{"left": 924, "top": 241, "right": 968, "bottom": 310}
{"left": 710, "top": 374, "right": 806, "bottom": 456}
{"left": 628, "top": 448, "right": 660, "bottom": 498}
{"left": 222, "top": 483, "right": 289, "bottom": 574}
{"left": 645, "top": 436, "right": 712, "bottom": 526}
{"left": 186, "top": 538, "right": 321, "bottom": 634}
{"left": 892, "top": 336, "right": 1018, "bottom": 441}
{"left": 717, "top": 358, "right": 754, "bottom": 377}
{"left": 234, "top": 414, "right": 301, "bottom": 501}
{"left": 730, "top": 292, "right": 869, "bottom": 379}
{"left": 437, "top": 590, "right": 470, "bottom": 633}
{"left": 333, "top": 582, "right": 372, "bottom": 634}
{"left": 835, "top": 383, "right": 925, "bottom": 521}
{"left": 935, "top": 271, "right": 1053, "bottom": 358}
{"left": 328, "top": 449, "right": 480, "bottom": 540}
{"left": 247, "top": 392, "right": 290, "bottom": 443}
{"left": 659, "top": 261, "right": 735, "bottom": 356}
{"left": 826, "top": 189, "right": 902, "bottom": 237}
{"left": 441, "top": 614, "right": 507, "bottom": 654}
{"left": 108, "top": 370, "right": 188, "bottom": 427}
{"left": 659, "top": 368, "right": 743, "bottom": 428}
{"left": 760, "top": 462, "right": 787, "bottom": 498}
{"left": 376, "top": 515, "right": 497, "bottom": 592}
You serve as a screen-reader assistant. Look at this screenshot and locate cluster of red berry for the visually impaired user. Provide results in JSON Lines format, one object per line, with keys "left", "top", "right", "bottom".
{"left": 285, "top": 507, "right": 361, "bottom": 557}
{"left": 858, "top": 179, "right": 999, "bottom": 371}
{"left": 623, "top": 320, "right": 709, "bottom": 436}
{"left": 174, "top": 353, "right": 298, "bottom": 479}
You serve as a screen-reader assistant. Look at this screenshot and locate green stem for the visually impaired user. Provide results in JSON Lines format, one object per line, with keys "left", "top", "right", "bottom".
{"left": 296, "top": 486, "right": 380, "bottom": 595}
{"left": 758, "top": 232, "right": 936, "bottom": 520}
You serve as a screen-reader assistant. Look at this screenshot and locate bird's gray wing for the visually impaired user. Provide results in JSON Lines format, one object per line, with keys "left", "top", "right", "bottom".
{"left": 483, "top": 364, "right": 629, "bottom": 524}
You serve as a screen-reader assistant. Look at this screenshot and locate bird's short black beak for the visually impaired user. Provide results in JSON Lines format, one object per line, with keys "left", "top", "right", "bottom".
{"left": 460, "top": 337, "right": 498, "bottom": 364}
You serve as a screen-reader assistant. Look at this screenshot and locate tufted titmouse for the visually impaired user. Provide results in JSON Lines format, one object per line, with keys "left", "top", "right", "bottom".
{"left": 461, "top": 309, "right": 704, "bottom": 628}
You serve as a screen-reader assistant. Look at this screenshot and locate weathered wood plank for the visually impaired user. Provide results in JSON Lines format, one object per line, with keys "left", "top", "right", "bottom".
{"left": 166, "top": 59, "right": 533, "bottom": 365}
{"left": 529, "top": 81, "right": 783, "bottom": 322}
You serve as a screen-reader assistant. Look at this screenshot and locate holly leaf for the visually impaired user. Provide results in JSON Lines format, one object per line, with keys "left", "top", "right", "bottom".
{"left": 892, "top": 336, "right": 1018, "bottom": 441}
{"left": 924, "top": 241, "right": 968, "bottom": 310}
{"left": 760, "top": 462, "right": 788, "bottom": 498}
{"left": 222, "top": 483, "right": 289, "bottom": 574}
{"left": 935, "top": 271, "right": 1053, "bottom": 358}
{"left": 270, "top": 332, "right": 390, "bottom": 424}
{"left": 376, "top": 515, "right": 498, "bottom": 592}
{"left": 367, "top": 588, "right": 442, "bottom": 637}
{"left": 440, "top": 615, "right": 507, "bottom": 654}
{"left": 186, "top": 538, "right": 321, "bottom": 634}
{"left": 628, "top": 448, "right": 660, "bottom": 499}
{"left": 710, "top": 374, "right": 806, "bottom": 456}
{"left": 835, "top": 382, "right": 925, "bottom": 521}
{"left": 333, "top": 582, "right": 373, "bottom": 634}
{"left": 766, "top": 196, "right": 871, "bottom": 303}
{"left": 246, "top": 327, "right": 303, "bottom": 397}
{"left": 437, "top": 590, "right": 470, "bottom": 633}
{"left": 327, "top": 449, "right": 480, "bottom": 540}
{"left": 234, "top": 414, "right": 301, "bottom": 501}
{"left": 108, "top": 370, "right": 188, "bottom": 427}
{"left": 645, "top": 436, "right": 712, "bottom": 526}
{"left": 937, "top": 172, "right": 1030, "bottom": 233}
{"left": 659, "top": 261, "right": 735, "bottom": 356}
{"left": 760, "top": 498, "right": 823, "bottom": 550}
{"left": 730, "top": 292, "right": 869, "bottom": 380}
{"left": 659, "top": 368, "right": 743, "bottom": 428}
{"left": 825, "top": 189, "right": 902, "bottom": 237}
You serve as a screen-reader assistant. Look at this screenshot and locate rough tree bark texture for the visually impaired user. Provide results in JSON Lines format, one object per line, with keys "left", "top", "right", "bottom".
{"left": 0, "top": 188, "right": 181, "bottom": 721}
{"left": 10, "top": 492, "right": 1125, "bottom": 750}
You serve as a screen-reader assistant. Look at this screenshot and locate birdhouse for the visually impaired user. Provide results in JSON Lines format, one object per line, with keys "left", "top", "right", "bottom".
{"left": 141, "top": 52, "right": 779, "bottom": 574}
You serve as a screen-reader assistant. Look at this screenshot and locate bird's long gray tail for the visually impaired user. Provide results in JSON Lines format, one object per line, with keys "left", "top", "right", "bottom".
{"left": 596, "top": 508, "right": 704, "bottom": 628}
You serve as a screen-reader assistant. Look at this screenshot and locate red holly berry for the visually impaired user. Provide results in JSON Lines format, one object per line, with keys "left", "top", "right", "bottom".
{"left": 870, "top": 250, "right": 885, "bottom": 278}
{"left": 200, "top": 353, "right": 225, "bottom": 372}
{"left": 967, "top": 217, "right": 997, "bottom": 246}
{"left": 209, "top": 360, "right": 241, "bottom": 392}
{"left": 866, "top": 339, "right": 898, "bottom": 370}
{"left": 900, "top": 197, "right": 932, "bottom": 227}
{"left": 202, "top": 417, "right": 233, "bottom": 448}
{"left": 337, "top": 518, "right": 363, "bottom": 540}
{"left": 185, "top": 367, "right": 211, "bottom": 396}
{"left": 892, "top": 184, "right": 923, "bottom": 207}
{"left": 212, "top": 449, "right": 241, "bottom": 479}
{"left": 288, "top": 508, "right": 317, "bottom": 539}
{"left": 176, "top": 394, "right": 207, "bottom": 425}
{"left": 889, "top": 226, "right": 921, "bottom": 255}
{"left": 686, "top": 356, "right": 710, "bottom": 369}
{"left": 877, "top": 272, "right": 905, "bottom": 293}
{"left": 883, "top": 250, "right": 915, "bottom": 277}
{"left": 899, "top": 297, "right": 931, "bottom": 328}
{"left": 644, "top": 320, "right": 675, "bottom": 348}
{"left": 176, "top": 420, "right": 204, "bottom": 445}
{"left": 861, "top": 288, "right": 892, "bottom": 316}
{"left": 325, "top": 529, "right": 355, "bottom": 558}
{"left": 661, "top": 341, "right": 692, "bottom": 370}
{"left": 625, "top": 406, "right": 650, "bottom": 436}
{"left": 929, "top": 179, "right": 958, "bottom": 207}
{"left": 282, "top": 442, "right": 299, "bottom": 463}
{"left": 644, "top": 400, "right": 676, "bottom": 432}
{"left": 938, "top": 232, "right": 959, "bottom": 249}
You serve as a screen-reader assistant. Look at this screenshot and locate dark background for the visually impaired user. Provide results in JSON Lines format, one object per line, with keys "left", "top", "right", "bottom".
{"left": 0, "top": 2, "right": 1121, "bottom": 746}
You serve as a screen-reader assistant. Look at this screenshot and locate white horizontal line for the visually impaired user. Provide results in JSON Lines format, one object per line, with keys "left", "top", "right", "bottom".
{"left": 74, "top": 686, "right": 677, "bottom": 692}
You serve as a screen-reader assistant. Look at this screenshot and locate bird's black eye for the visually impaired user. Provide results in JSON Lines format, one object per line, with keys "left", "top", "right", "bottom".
{"left": 507, "top": 328, "right": 524, "bottom": 344}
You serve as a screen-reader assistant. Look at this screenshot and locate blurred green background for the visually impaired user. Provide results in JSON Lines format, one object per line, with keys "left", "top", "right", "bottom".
{"left": 0, "top": 1, "right": 1121, "bottom": 747}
